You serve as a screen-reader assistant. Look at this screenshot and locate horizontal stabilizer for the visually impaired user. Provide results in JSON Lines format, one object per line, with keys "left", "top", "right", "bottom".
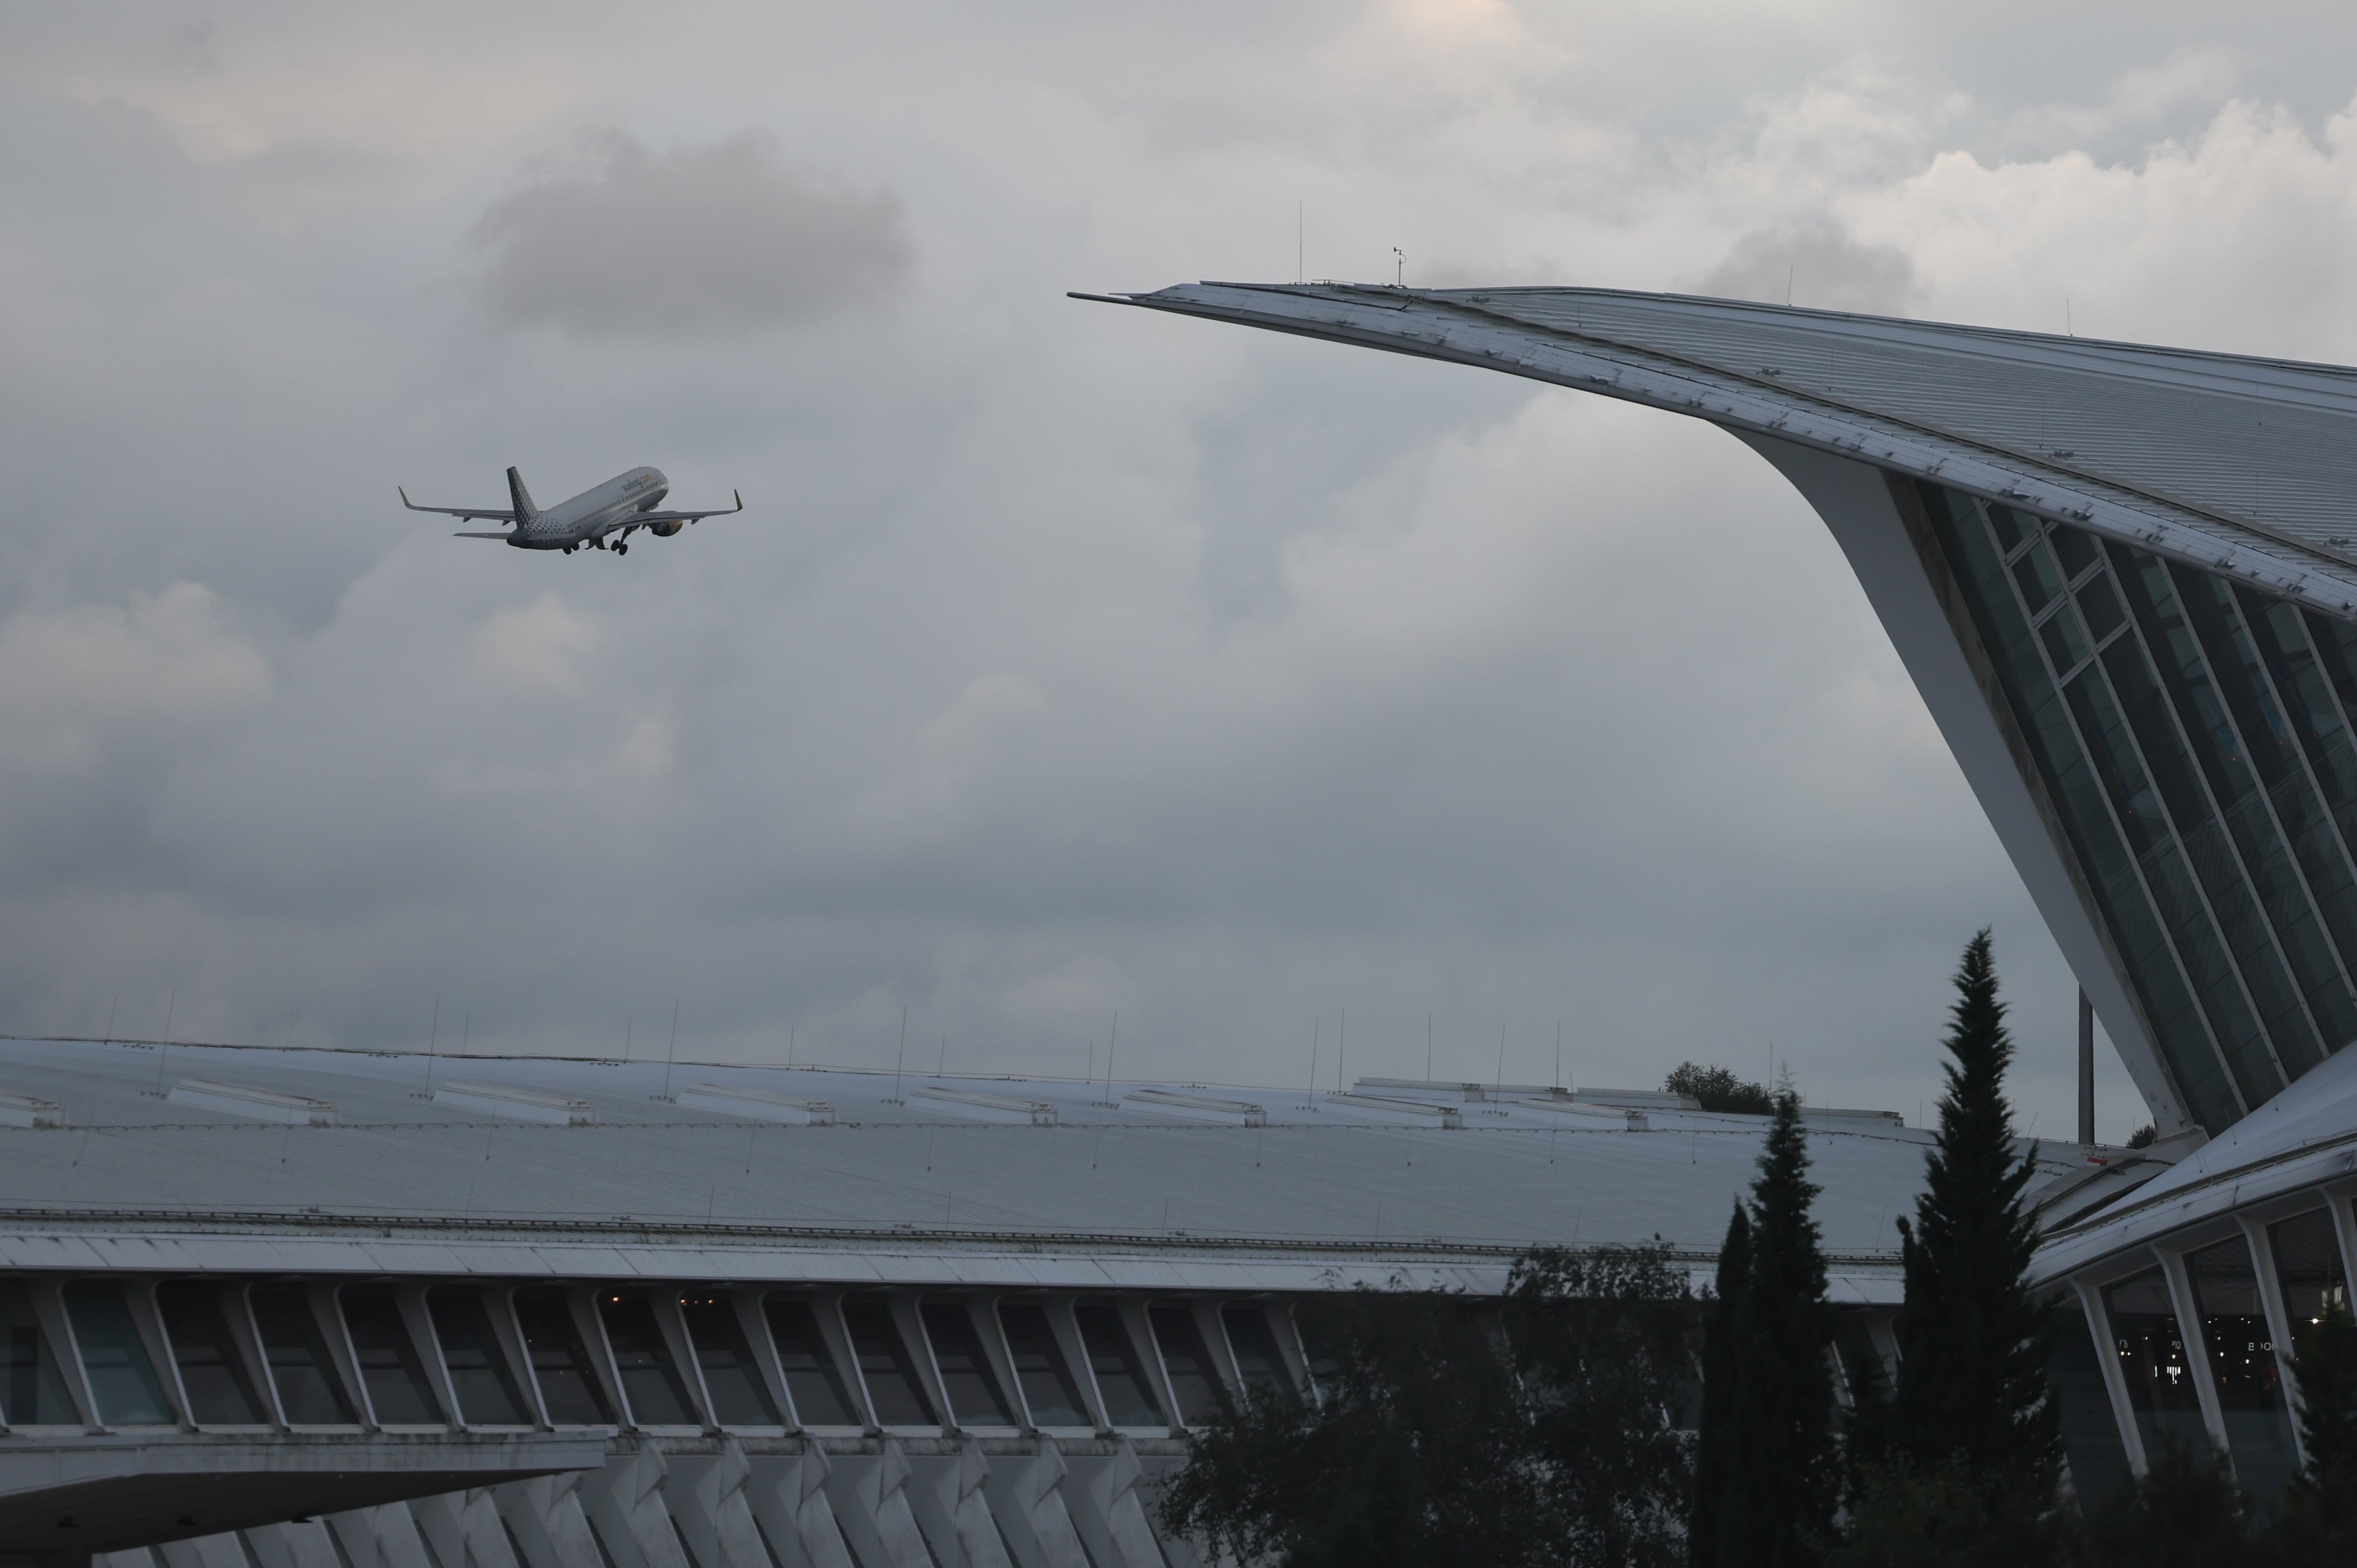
{"left": 453, "top": 531, "right": 511, "bottom": 539}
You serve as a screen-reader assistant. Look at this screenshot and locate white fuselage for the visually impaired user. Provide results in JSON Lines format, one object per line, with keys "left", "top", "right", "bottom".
{"left": 511, "top": 468, "right": 669, "bottom": 550}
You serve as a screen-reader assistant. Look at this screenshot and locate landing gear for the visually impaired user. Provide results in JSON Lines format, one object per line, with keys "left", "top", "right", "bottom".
{"left": 612, "top": 541, "right": 627, "bottom": 556}
{"left": 562, "top": 544, "right": 576, "bottom": 554}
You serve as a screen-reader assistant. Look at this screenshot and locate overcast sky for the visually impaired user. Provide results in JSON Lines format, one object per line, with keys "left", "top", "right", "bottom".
{"left": 11, "top": 3, "right": 2357, "bottom": 1141}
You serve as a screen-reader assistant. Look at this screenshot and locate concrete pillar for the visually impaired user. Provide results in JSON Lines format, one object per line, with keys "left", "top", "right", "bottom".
{"left": 491, "top": 1472, "right": 604, "bottom": 1568}
{"left": 669, "top": 1438, "right": 772, "bottom": 1568}
{"left": 947, "top": 1442, "right": 1014, "bottom": 1568}
{"left": 1073, "top": 1439, "right": 1163, "bottom": 1568}
{"left": 980, "top": 1436, "right": 1091, "bottom": 1568}
{"left": 409, "top": 1488, "right": 524, "bottom": 1568}
{"left": 326, "top": 1504, "right": 437, "bottom": 1568}
{"left": 742, "top": 1448, "right": 857, "bottom": 1568}
{"left": 154, "top": 1538, "right": 247, "bottom": 1568}
{"left": 240, "top": 1520, "right": 341, "bottom": 1568}
{"left": 822, "top": 1440, "right": 933, "bottom": 1568}
{"left": 577, "top": 1445, "right": 689, "bottom": 1568}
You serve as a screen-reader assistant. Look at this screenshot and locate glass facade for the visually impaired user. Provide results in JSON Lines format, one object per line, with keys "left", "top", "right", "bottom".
{"left": 681, "top": 1295, "right": 780, "bottom": 1427}
{"left": 598, "top": 1293, "right": 697, "bottom": 1426}
{"left": 515, "top": 1289, "right": 612, "bottom": 1426}
{"left": 1920, "top": 482, "right": 2357, "bottom": 1130}
{"left": 2103, "top": 1269, "right": 2207, "bottom": 1457}
{"left": 2271, "top": 1208, "right": 2351, "bottom": 1335}
{"left": 1074, "top": 1301, "right": 1164, "bottom": 1428}
{"left": 2184, "top": 1237, "right": 2298, "bottom": 1496}
{"left": 999, "top": 1301, "right": 1091, "bottom": 1427}
{"left": 841, "top": 1298, "right": 935, "bottom": 1426}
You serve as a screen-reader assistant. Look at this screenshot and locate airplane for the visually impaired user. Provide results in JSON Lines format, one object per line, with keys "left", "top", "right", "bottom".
{"left": 398, "top": 466, "right": 743, "bottom": 554}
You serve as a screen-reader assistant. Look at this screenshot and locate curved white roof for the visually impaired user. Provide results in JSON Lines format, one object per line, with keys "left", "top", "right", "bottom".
{"left": 1087, "top": 282, "right": 2357, "bottom": 620}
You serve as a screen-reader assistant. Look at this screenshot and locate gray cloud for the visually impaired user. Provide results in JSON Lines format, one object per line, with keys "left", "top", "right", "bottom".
{"left": 1695, "top": 214, "right": 1920, "bottom": 316}
{"left": 12, "top": 3, "right": 2354, "bottom": 1154}
{"left": 469, "top": 132, "right": 909, "bottom": 335}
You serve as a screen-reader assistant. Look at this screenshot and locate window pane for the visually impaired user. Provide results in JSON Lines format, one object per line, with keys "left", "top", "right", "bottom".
{"left": 2042, "top": 599, "right": 2092, "bottom": 672}
{"left": 1219, "top": 1306, "right": 1301, "bottom": 1410}
{"left": 2271, "top": 1207, "right": 2351, "bottom": 1329}
{"left": 2184, "top": 1238, "right": 2298, "bottom": 1497}
{"left": 427, "top": 1287, "right": 528, "bottom": 1426}
{"left": 2052, "top": 523, "right": 2100, "bottom": 581}
{"left": 920, "top": 1301, "right": 1013, "bottom": 1427}
{"left": 1986, "top": 503, "right": 2034, "bottom": 556}
{"left": 515, "top": 1289, "right": 611, "bottom": 1426}
{"left": 681, "top": 1294, "right": 779, "bottom": 1427}
{"left": 2050, "top": 1305, "right": 2134, "bottom": 1508}
{"left": 340, "top": 1289, "right": 441, "bottom": 1425}
{"left": 0, "top": 1284, "right": 76, "bottom": 1425}
{"left": 842, "top": 1299, "right": 935, "bottom": 1426}
{"left": 251, "top": 1287, "right": 357, "bottom": 1425}
{"left": 157, "top": 1283, "right": 263, "bottom": 1425}
{"left": 63, "top": 1281, "right": 172, "bottom": 1425}
{"left": 2103, "top": 1268, "right": 2207, "bottom": 1457}
{"left": 1149, "top": 1306, "right": 1231, "bottom": 1427}
{"left": 2013, "top": 540, "right": 2066, "bottom": 614}
{"left": 597, "top": 1294, "right": 697, "bottom": 1426}
{"left": 1074, "top": 1302, "right": 1163, "bottom": 1428}
{"left": 763, "top": 1299, "right": 859, "bottom": 1426}
{"left": 999, "top": 1303, "right": 1089, "bottom": 1427}
{"left": 2079, "top": 573, "right": 2126, "bottom": 642}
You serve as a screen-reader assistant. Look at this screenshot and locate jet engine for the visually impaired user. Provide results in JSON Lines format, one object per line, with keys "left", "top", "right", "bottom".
{"left": 646, "top": 520, "right": 684, "bottom": 537}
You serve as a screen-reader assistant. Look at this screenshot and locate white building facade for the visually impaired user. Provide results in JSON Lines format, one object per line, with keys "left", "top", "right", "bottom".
{"left": 1092, "top": 278, "right": 2357, "bottom": 1506}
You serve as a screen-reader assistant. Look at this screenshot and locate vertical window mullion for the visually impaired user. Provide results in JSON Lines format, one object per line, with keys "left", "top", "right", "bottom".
{"left": 1981, "top": 513, "right": 2248, "bottom": 1118}
{"left": 2094, "top": 622, "right": 2312, "bottom": 1091}
{"left": 2072, "top": 641, "right": 2289, "bottom": 1096}
{"left": 2118, "top": 545, "right": 2357, "bottom": 1072}
{"left": 2233, "top": 600, "right": 2357, "bottom": 1050}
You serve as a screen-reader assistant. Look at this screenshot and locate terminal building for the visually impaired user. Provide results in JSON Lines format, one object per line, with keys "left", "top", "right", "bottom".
{"left": 7, "top": 282, "right": 2357, "bottom": 1564}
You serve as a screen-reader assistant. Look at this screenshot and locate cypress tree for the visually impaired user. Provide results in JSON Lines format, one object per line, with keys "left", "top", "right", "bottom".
{"left": 1889, "top": 931, "right": 2059, "bottom": 1496}
{"left": 1692, "top": 1090, "right": 1837, "bottom": 1566}
{"left": 1690, "top": 1202, "right": 1750, "bottom": 1567}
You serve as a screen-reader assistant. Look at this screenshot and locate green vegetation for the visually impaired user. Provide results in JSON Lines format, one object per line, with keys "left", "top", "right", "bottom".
{"left": 1664, "top": 1061, "right": 1775, "bottom": 1114}
{"left": 1883, "top": 932, "right": 2061, "bottom": 1533}
{"left": 1154, "top": 1245, "right": 1695, "bottom": 1568}
{"left": 1691, "top": 1086, "right": 1839, "bottom": 1567}
{"left": 1164, "top": 932, "right": 2357, "bottom": 1565}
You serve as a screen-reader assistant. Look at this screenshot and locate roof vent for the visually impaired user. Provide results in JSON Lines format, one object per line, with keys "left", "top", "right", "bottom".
{"left": 1355, "top": 1076, "right": 1557, "bottom": 1103}
{"left": 1124, "top": 1088, "right": 1266, "bottom": 1127}
{"left": 1325, "top": 1093, "right": 1463, "bottom": 1129}
{"left": 169, "top": 1079, "right": 339, "bottom": 1126}
{"left": 0, "top": 1091, "right": 64, "bottom": 1129}
{"left": 910, "top": 1086, "right": 1058, "bottom": 1126}
{"left": 679, "top": 1083, "right": 835, "bottom": 1126}
{"left": 434, "top": 1080, "right": 596, "bottom": 1126}
{"left": 1520, "top": 1096, "right": 1647, "bottom": 1131}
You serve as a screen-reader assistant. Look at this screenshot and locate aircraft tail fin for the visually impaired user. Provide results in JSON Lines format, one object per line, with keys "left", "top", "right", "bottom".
{"left": 505, "top": 466, "right": 539, "bottom": 521}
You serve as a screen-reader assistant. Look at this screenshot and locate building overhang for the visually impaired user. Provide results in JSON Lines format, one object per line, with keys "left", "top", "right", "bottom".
{"left": 0, "top": 1431, "right": 605, "bottom": 1561}
{"left": 1079, "top": 282, "right": 2357, "bottom": 622}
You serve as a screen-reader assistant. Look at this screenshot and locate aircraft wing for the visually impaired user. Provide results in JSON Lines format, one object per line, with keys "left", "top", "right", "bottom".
{"left": 399, "top": 487, "right": 516, "bottom": 523}
{"left": 628, "top": 491, "right": 745, "bottom": 525}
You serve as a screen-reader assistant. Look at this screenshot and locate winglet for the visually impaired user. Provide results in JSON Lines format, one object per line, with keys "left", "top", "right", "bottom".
{"left": 398, "top": 486, "right": 415, "bottom": 510}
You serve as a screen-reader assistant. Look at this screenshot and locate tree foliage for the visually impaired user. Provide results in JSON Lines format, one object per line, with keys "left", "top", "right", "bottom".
{"left": 1828, "top": 1454, "right": 2063, "bottom": 1568}
{"left": 1155, "top": 1244, "right": 1695, "bottom": 1568}
{"left": 1665, "top": 1061, "right": 1775, "bottom": 1115}
{"left": 1691, "top": 1087, "right": 1839, "bottom": 1567}
{"left": 1887, "top": 930, "right": 2060, "bottom": 1502}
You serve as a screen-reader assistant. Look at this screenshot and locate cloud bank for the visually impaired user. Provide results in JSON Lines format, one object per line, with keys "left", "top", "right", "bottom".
{"left": 471, "top": 132, "right": 909, "bottom": 335}
{"left": 10, "top": 4, "right": 2357, "bottom": 1147}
